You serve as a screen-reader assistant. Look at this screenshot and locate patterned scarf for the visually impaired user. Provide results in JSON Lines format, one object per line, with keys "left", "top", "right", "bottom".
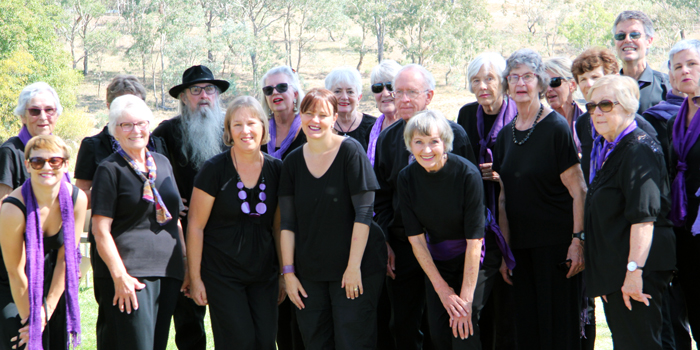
{"left": 116, "top": 148, "right": 172, "bottom": 225}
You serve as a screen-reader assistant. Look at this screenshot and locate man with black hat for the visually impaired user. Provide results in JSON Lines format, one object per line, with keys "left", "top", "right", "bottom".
{"left": 153, "top": 65, "right": 230, "bottom": 350}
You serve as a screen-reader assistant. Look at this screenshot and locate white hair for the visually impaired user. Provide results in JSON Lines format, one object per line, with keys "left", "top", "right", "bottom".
{"left": 108, "top": 94, "right": 154, "bottom": 136}
{"left": 14, "top": 82, "right": 63, "bottom": 117}
{"left": 403, "top": 110, "right": 454, "bottom": 153}
{"left": 668, "top": 39, "right": 700, "bottom": 69}
{"left": 394, "top": 64, "right": 436, "bottom": 91}
{"left": 259, "top": 66, "right": 305, "bottom": 116}
{"left": 177, "top": 97, "right": 225, "bottom": 169}
{"left": 370, "top": 60, "right": 403, "bottom": 85}
{"left": 325, "top": 67, "right": 364, "bottom": 96}
{"left": 467, "top": 52, "right": 506, "bottom": 92}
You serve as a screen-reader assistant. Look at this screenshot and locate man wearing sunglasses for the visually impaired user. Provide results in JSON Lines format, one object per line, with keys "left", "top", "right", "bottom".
{"left": 613, "top": 10, "right": 670, "bottom": 114}
{"left": 152, "top": 65, "right": 230, "bottom": 350}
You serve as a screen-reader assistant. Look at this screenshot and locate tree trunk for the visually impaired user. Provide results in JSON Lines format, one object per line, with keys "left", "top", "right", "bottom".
{"left": 680, "top": 29, "right": 686, "bottom": 40}
{"left": 375, "top": 17, "right": 384, "bottom": 63}
{"left": 251, "top": 52, "right": 258, "bottom": 96}
{"left": 161, "top": 40, "right": 166, "bottom": 109}
{"left": 445, "top": 66, "right": 451, "bottom": 86}
{"left": 207, "top": 10, "right": 214, "bottom": 62}
{"left": 83, "top": 48, "right": 89, "bottom": 76}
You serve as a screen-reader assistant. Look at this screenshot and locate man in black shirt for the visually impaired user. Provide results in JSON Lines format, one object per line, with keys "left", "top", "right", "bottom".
{"left": 152, "top": 65, "right": 230, "bottom": 350}
{"left": 613, "top": 10, "right": 670, "bottom": 114}
{"left": 374, "top": 64, "right": 476, "bottom": 350}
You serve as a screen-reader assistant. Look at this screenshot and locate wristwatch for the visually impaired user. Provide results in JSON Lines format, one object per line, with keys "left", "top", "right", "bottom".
{"left": 627, "top": 261, "right": 644, "bottom": 272}
{"left": 572, "top": 231, "right": 585, "bottom": 241}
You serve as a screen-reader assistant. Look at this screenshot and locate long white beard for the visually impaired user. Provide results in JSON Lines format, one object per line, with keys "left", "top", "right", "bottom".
{"left": 178, "top": 99, "right": 224, "bottom": 170}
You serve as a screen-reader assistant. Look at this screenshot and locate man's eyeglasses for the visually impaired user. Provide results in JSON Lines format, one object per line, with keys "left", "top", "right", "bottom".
{"left": 28, "top": 157, "right": 66, "bottom": 170}
{"left": 262, "top": 83, "right": 289, "bottom": 96}
{"left": 614, "top": 32, "right": 643, "bottom": 41}
{"left": 371, "top": 82, "right": 393, "bottom": 94}
{"left": 188, "top": 85, "right": 218, "bottom": 96}
{"left": 585, "top": 100, "right": 620, "bottom": 113}
{"left": 27, "top": 107, "right": 57, "bottom": 117}
{"left": 117, "top": 121, "right": 150, "bottom": 132}
{"left": 391, "top": 90, "right": 428, "bottom": 99}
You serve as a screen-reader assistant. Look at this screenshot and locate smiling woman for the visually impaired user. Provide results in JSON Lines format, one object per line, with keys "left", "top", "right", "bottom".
{"left": 325, "top": 67, "right": 377, "bottom": 151}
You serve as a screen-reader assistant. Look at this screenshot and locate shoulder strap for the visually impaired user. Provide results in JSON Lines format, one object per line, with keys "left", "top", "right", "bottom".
{"left": 2, "top": 196, "right": 27, "bottom": 217}
{"left": 71, "top": 184, "right": 79, "bottom": 205}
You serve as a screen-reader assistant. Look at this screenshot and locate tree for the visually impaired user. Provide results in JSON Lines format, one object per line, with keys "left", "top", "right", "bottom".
{"left": 345, "top": 0, "right": 397, "bottom": 66}
{"left": 58, "top": 0, "right": 107, "bottom": 75}
{"left": 559, "top": 1, "right": 615, "bottom": 52}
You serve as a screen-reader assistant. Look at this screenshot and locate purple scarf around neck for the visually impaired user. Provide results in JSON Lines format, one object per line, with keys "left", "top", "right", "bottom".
{"left": 570, "top": 103, "right": 583, "bottom": 153}
{"left": 22, "top": 178, "right": 81, "bottom": 350}
{"left": 267, "top": 114, "right": 301, "bottom": 159}
{"left": 476, "top": 98, "right": 517, "bottom": 165}
{"left": 670, "top": 98, "right": 700, "bottom": 229}
{"left": 645, "top": 91, "right": 684, "bottom": 121}
{"left": 19, "top": 126, "right": 72, "bottom": 184}
{"left": 589, "top": 121, "right": 638, "bottom": 183}
{"left": 367, "top": 114, "right": 386, "bottom": 166}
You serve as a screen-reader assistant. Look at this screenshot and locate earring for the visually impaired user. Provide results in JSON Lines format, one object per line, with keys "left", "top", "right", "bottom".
{"left": 293, "top": 100, "right": 298, "bottom": 113}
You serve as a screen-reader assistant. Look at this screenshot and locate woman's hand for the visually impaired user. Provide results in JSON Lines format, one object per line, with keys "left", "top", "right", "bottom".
{"left": 479, "top": 163, "right": 499, "bottom": 182}
{"left": 278, "top": 276, "right": 288, "bottom": 305}
{"left": 499, "top": 258, "right": 513, "bottom": 285}
{"left": 449, "top": 313, "right": 474, "bottom": 340}
{"left": 621, "top": 270, "right": 651, "bottom": 310}
{"left": 180, "top": 270, "right": 191, "bottom": 298}
{"left": 12, "top": 307, "right": 47, "bottom": 348}
{"left": 565, "top": 238, "right": 585, "bottom": 278}
{"left": 112, "top": 274, "right": 146, "bottom": 313}
{"left": 436, "top": 284, "right": 469, "bottom": 319}
{"left": 386, "top": 242, "right": 396, "bottom": 280}
{"left": 189, "top": 278, "right": 208, "bottom": 306}
{"left": 341, "top": 267, "right": 363, "bottom": 300}
{"left": 284, "top": 273, "right": 308, "bottom": 310}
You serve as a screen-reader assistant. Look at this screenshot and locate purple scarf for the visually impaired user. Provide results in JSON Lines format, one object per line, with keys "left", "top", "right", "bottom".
{"left": 19, "top": 126, "right": 71, "bottom": 184}
{"left": 268, "top": 115, "right": 301, "bottom": 159}
{"left": 22, "top": 179, "right": 80, "bottom": 350}
{"left": 570, "top": 103, "right": 584, "bottom": 153}
{"left": 645, "top": 91, "right": 684, "bottom": 121}
{"left": 589, "top": 121, "right": 638, "bottom": 183}
{"left": 670, "top": 98, "right": 700, "bottom": 229}
{"left": 367, "top": 114, "right": 386, "bottom": 166}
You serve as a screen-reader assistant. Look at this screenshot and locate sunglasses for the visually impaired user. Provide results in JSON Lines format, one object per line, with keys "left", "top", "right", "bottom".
{"left": 585, "top": 100, "right": 620, "bottom": 113}
{"left": 28, "top": 157, "right": 66, "bottom": 170}
{"left": 27, "top": 107, "right": 57, "bottom": 117}
{"left": 371, "top": 82, "right": 393, "bottom": 94}
{"left": 614, "top": 32, "right": 642, "bottom": 41}
{"left": 549, "top": 77, "right": 573, "bottom": 88}
{"left": 262, "top": 83, "right": 289, "bottom": 96}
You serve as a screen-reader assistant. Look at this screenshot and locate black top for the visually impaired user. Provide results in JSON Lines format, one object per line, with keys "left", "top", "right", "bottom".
{"left": 90, "top": 152, "right": 185, "bottom": 280}
{"left": 374, "top": 118, "right": 477, "bottom": 242}
{"left": 493, "top": 112, "right": 579, "bottom": 249}
{"left": 621, "top": 66, "right": 670, "bottom": 114}
{"left": 575, "top": 112, "right": 658, "bottom": 184}
{"left": 0, "top": 137, "right": 29, "bottom": 190}
{"left": 584, "top": 128, "right": 676, "bottom": 297}
{"left": 193, "top": 151, "right": 282, "bottom": 282}
{"left": 642, "top": 113, "right": 670, "bottom": 169}
{"left": 398, "top": 154, "right": 485, "bottom": 240}
{"left": 668, "top": 114, "right": 700, "bottom": 228}
{"left": 75, "top": 126, "right": 169, "bottom": 181}
{"left": 279, "top": 138, "right": 385, "bottom": 281}
{"left": 457, "top": 102, "right": 497, "bottom": 158}
{"left": 335, "top": 113, "right": 377, "bottom": 152}
{"left": 261, "top": 129, "right": 307, "bottom": 160}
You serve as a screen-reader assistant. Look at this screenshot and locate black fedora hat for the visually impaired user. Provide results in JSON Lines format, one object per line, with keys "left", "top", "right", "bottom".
{"left": 169, "top": 65, "right": 230, "bottom": 98}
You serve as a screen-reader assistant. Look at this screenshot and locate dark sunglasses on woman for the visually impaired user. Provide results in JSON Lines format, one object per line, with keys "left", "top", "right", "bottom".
{"left": 27, "top": 107, "right": 57, "bottom": 117}
{"left": 549, "top": 77, "right": 572, "bottom": 88}
{"left": 585, "top": 100, "right": 620, "bottom": 113}
{"left": 262, "top": 83, "right": 289, "bottom": 96}
{"left": 371, "top": 82, "right": 393, "bottom": 94}
{"left": 28, "top": 157, "right": 66, "bottom": 170}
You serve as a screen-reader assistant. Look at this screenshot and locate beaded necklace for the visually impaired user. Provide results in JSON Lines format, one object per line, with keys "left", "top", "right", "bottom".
{"left": 512, "top": 104, "right": 544, "bottom": 145}
{"left": 233, "top": 150, "right": 267, "bottom": 216}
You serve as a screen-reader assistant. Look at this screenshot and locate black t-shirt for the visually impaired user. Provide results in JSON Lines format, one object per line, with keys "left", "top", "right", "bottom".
{"left": 457, "top": 102, "right": 497, "bottom": 158}
{"left": 90, "top": 153, "right": 185, "bottom": 280}
{"left": 75, "top": 126, "right": 169, "bottom": 181}
{"left": 336, "top": 113, "right": 377, "bottom": 152}
{"left": 584, "top": 128, "right": 676, "bottom": 297}
{"left": 0, "top": 137, "right": 29, "bottom": 190}
{"left": 493, "top": 112, "right": 579, "bottom": 249}
{"left": 668, "top": 114, "right": 700, "bottom": 228}
{"left": 261, "top": 129, "right": 307, "bottom": 160}
{"left": 374, "top": 118, "right": 477, "bottom": 242}
{"left": 279, "top": 137, "right": 385, "bottom": 281}
{"left": 576, "top": 112, "right": 658, "bottom": 184}
{"left": 193, "top": 151, "right": 282, "bottom": 282}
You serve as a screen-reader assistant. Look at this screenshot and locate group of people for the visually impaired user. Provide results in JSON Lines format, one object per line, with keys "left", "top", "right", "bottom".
{"left": 0, "top": 8, "right": 699, "bottom": 350}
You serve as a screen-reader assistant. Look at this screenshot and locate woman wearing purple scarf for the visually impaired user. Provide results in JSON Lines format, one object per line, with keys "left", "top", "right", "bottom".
{"left": 584, "top": 75, "right": 675, "bottom": 350}
{"left": 544, "top": 57, "right": 584, "bottom": 154}
{"left": 368, "top": 60, "right": 402, "bottom": 166}
{"left": 667, "top": 39, "right": 700, "bottom": 344}
{"left": 0, "top": 135, "right": 86, "bottom": 350}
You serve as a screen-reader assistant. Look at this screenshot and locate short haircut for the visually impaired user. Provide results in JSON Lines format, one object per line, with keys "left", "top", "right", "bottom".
{"left": 403, "top": 110, "right": 454, "bottom": 153}
{"left": 668, "top": 39, "right": 700, "bottom": 69}
{"left": 503, "top": 49, "right": 549, "bottom": 98}
{"left": 544, "top": 57, "right": 574, "bottom": 80}
{"left": 467, "top": 52, "right": 507, "bottom": 92}
{"left": 587, "top": 75, "right": 640, "bottom": 115}
{"left": 325, "top": 67, "right": 363, "bottom": 97}
{"left": 14, "top": 82, "right": 63, "bottom": 117}
{"left": 299, "top": 88, "right": 338, "bottom": 116}
{"left": 24, "top": 134, "right": 70, "bottom": 160}
{"left": 394, "top": 64, "right": 436, "bottom": 91}
{"left": 370, "top": 60, "right": 403, "bottom": 85}
{"left": 108, "top": 94, "right": 154, "bottom": 136}
{"left": 259, "top": 66, "right": 305, "bottom": 116}
{"left": 223, "top": 96, "right": 270, "bottom": 146}
{"left": 571, "top": 47, "right": 619, "bottom": 83}
{"left": 613, "top": 10, "right": 654, "bottom": 39}
{"left": 106, "top": 74, "right": 146, "bottom": 105}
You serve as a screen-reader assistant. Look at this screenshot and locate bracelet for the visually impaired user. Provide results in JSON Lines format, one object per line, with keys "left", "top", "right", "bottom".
{"left": 281, "top": 265, "right": 295, "bottom": 275}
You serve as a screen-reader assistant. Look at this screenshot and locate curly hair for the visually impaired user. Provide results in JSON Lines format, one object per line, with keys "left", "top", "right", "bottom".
{"left": 571, "top": 47, "right": 619, "bottom": 84}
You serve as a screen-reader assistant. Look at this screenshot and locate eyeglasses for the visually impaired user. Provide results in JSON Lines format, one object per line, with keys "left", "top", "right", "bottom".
{"left": 188, "top": 85, "right": 218, "bottom": 96}
{"left": 585, "top": 100, "right": 620, "bottom": 113}
{"left": 28, "top": 157, "right": 65, "bottom": 170}
{"left": 549, "top": 77, "right": 573, "bottom": 88}
{"left": 391, "top": 90, "right": 428, "bottom": 99}
{"left": 371, "top": 82, "right": 393, "bottom": 94}
{"left": 27, "top": 107, "right": 57, "bottom": 117}
{"left": 117, "top": 120, "right": 150, "bottom": 132}
{"left": 507, "top": 73, "right": 537, "bottom": 85}
{"left": 262, "top": 83, "right": 289, "bottom": 96}
{"left": 693, "top": 96, "right": 700, "bottom": 108}
{"left": 614, "top": 32, "right": 643, "bottom": 41}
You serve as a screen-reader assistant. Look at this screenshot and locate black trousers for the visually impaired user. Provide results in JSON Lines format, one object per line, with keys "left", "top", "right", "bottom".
{"left": 277, "top": 299, "right": 305, "bottom": 350}
{"left": 201, "top": 268, "right": 278, "bottom": 350}
{"left": 511, "top": 243, "right": 581, "bottom": 350}
{"left": 675, "top": 225, "right": 700, "bottom": 348}
{"left": 172, "top": 292, "right": 207, "bottom": 350}
{"left": 295, "top": 271, "right": 384, "bottom": 350}
{"left": 95, "top": 276, "right": 180, "bottom": 350}
{"left": 478, "top": 247, "right": 518, "bottom": 350}
{"left": 602, "top": 270, "right": 672, "bottom": 350}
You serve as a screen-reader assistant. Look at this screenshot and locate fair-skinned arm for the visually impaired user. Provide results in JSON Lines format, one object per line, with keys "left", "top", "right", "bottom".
{"left": 451, "top": 238, "right": 483, "bottom": 340}
{"left": 75, "top": 179, "right": 92, "bottom": 209}
{"left": 281, "top": 228, "right": 307, "bottom": 310}
{"left": 272, "top": 206, "right": 287, "bottom": 305}
{"left": 185, "top": 188, "right": 213, "bottom": 306}
{"left": 0, "top": 202, "right": 31, "bottom": 319}
{"left": 621, "top": 222, "right": 654, "bottom": 310}
{"left": 497, "top": 178, "right": 513, "bottom": 285}
{"left": 0, "top": 184, "right": 12, "bottom": 202}
{"left": 341, "top": 222, "right": 370, "bottom": 300}
{"left": 560, "top": 163, "right": 587, "bottom": 278}
{"left": 177, "top": 219, "right": 188, "bottom": 295}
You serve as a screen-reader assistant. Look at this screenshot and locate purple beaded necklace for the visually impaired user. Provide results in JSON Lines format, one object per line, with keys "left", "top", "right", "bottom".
{"left": 233, "top": 151, "right": 267, "bottom": 217}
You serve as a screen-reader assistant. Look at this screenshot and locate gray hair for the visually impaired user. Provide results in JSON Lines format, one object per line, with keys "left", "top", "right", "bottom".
{"left": 224, "top": 96, "right": 270, "bottom": 146}
{"left": 503, "top": 49, "right": 549, "bottom": 98}
{"left": 325, "top": 67, "right": 363, "bottom": 98}
{"left": 403, "top": 110, "right": 454, "bottom": 153}
{"left": 668, "top": 39, "right": 700, "bottom": 69}
{"left": 106, "top": 74, "right": 146, "bottom": 105}
{"left": 467, "top": 52, "right": 506, "bottom": 92}
{"left": 108, "top": 94, "right": 154, "bottom": 136}
{"left": 394, "top": 64, "right": 436, "bottom": 91}
{"left": 587, "top": 75, "right": 639, "bottom": 116}
{"left": 544, "top": 57, "right": 574, "bottom": 80}
{"left": 14, "top": 82, "right": 63, "bottom": 117}
{"left": 612, "top": 11, "right": 654, "bottom": 39}
{"left": 371, "top": 60, "right": 403, "bottom": 85}
{"left": 259, "top": 66, "right": 305, "bottom": 116}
